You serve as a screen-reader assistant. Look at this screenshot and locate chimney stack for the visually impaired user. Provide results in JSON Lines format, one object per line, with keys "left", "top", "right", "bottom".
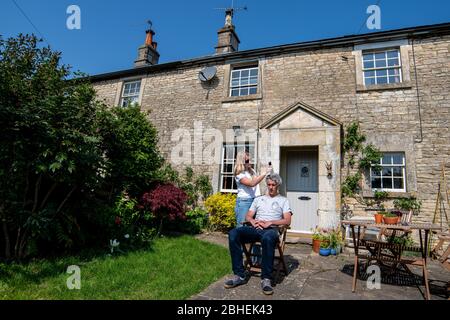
{"left": 135, "top": 27, "right": 160, "bottom": 67}
{"left": 215, "top": 9, "right": 240, "bottom": 54}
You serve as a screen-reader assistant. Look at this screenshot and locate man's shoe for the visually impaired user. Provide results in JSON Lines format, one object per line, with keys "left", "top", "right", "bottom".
{"left": 261, "top": 278, "right": 273, "bottom": 295}
{"left": 224, "top": 275, "right": 247, "bottom": 289}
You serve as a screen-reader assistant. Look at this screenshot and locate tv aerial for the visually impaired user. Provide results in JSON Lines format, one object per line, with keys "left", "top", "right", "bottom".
{"left": 215, "top": 0, "right": 247, "bottom": 26}
{"left": 198, "top": 66, "right": 217, "bottom": 82}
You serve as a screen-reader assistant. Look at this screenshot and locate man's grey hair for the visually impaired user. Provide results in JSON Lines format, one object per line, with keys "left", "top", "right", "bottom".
{"left": 266, "top": 173, "right": 282, "bottom": 186}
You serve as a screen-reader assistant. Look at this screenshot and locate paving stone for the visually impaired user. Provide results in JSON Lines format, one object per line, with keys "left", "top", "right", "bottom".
{"left": 190, "top": 235, "right": 450, "bottom": 300}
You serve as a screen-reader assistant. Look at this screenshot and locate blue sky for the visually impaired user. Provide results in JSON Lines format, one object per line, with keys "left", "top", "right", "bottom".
{"left": 1, "top": 0, "right": 449, "bottom": 76}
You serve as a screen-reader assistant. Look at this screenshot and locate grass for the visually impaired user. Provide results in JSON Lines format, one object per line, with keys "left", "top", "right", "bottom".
{"left": 0, "top": 235, "right": 231, "bottom": 300}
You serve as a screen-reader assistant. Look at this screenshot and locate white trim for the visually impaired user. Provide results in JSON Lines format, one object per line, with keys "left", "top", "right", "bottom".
{"left": 229, "top": 66, "right": 259, "bottom": 97}
{"left": 362, "top": 48, "right": 403, "bottom": 85}
{"left": 354, "top": 39, "right": 408, "bottom": 51}
{"left": 370, "top": 152, "right": 407, "bottom": 192}
{"left": 219, "top": 143, "right": 256, "bottom": 193}
{"left": 120, "top": 80, "right": 142, "bottom": 107}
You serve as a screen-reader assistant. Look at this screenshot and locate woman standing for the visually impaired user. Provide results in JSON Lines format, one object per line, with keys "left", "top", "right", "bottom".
{"left": 233, "top": 151, "right": 269, "bottom": 226}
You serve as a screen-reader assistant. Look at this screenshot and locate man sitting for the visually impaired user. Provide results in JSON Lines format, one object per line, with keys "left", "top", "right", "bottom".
{"left": 224, "top": 173, "right": 292, "bottom": 295}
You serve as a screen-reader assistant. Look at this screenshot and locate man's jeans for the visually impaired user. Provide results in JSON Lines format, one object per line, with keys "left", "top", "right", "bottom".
{"left": 228, "top": 225, "right": 279, "bottom": 280}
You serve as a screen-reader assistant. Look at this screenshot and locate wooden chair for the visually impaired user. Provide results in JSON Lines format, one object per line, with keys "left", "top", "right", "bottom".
{"left": 431, "top": 230, "right": 450, "bottom": 299}
{"left": 431, "top": 230, "right": 450, "bottom": 271}
{"left": 241, "top": 224, "right": 289, "bottom": 281}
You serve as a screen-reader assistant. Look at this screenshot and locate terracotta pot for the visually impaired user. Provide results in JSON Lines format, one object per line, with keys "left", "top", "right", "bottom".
{"left": 312, "top": 239, "right": 321, "bottom": 253}
{"left": 383, "top": 216, "right": 399, "bottom": 225}
{"left": 374, "top": 213, "right": 383, "bottom": 224}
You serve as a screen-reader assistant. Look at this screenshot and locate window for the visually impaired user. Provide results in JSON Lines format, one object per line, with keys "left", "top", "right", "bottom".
{"left": 220, "top": 143, "right": 255, "bottom": 192}
{"left": 370, "top": 153, "right": 406, "bottom": 192}
{"left": 229, "top": 66, "right": 258, "bottom": 97}
{"left": 120, "top": 80, "right": 141, "bottom": 107}
{"left": 362, "top": 49, "right": 402, "bottom": 86}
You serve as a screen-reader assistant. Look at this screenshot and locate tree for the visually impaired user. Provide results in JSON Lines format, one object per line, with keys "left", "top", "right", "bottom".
{"left": 97, "top": 106, "right": 163, "bottom": 198}
{"left": 0, "top": 34, "right": 107, "bottom": 258}
{"left": 0, "top": 34, "right": 164, "bottom": 259}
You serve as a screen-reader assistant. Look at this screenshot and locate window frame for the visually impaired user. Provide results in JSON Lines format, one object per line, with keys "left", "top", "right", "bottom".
{"left": 362, "top": 48, "right": 402, "bottom": 86}
{"left": 229, "top": 65, "right": 259, "bottom": 97}
{"left": 220, "top": 142, "right": 256, "bottom": 193}
{"left": 370, "top": 152, "right": 406, "bottom": 192}
{"left": 120, "top": 80, "right": 142, "bottom": 107}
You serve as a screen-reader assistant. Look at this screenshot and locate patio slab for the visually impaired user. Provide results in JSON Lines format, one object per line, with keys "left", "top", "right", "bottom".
{"left": 192, "top": 232, "right": 450, "bottom": 300}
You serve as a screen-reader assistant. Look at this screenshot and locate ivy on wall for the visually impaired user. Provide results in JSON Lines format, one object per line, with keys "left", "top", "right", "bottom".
{"left": 341, "top": 122, "right": 382, "bottom": 205}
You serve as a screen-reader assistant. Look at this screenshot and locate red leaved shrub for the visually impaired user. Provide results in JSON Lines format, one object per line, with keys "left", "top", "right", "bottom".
{"left": 141, "top": 183, "right": 188, "bottom": 222}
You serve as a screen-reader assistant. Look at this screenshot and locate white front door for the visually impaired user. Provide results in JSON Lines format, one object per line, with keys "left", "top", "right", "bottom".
{"left": 286, "top": 150, "right": 319, "bottom": 233}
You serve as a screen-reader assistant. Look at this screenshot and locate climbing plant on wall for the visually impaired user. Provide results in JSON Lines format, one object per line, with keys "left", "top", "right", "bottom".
{"left": 342, "top": 122, "right": 382, "bottom": 205}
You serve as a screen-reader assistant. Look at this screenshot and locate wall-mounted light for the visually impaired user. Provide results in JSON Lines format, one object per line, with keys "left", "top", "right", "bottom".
{"left": 232, "top": 125, "right": 241, "bottom": 137}
{"left": 325, "top": 161, "right": 333, "bottom": 179}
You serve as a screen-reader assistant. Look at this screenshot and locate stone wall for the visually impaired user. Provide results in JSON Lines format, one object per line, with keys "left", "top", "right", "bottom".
{"left": 92, "top": 34, "right": 450, "bottom": 226}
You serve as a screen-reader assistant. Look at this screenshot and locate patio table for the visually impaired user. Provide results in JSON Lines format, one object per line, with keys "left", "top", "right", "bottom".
{"left": 342, "top": 219, "right": 442, "bottom": 300}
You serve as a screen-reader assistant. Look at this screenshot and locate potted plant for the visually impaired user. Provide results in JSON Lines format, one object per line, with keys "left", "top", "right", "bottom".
{"left": 312, "top": 228, "right": 324, "bottom": 253}
{"left": 374, "top": 211, "right": 385, "bottom": 224}
{"left": 319, "top": 239, "right": 331, "bottom": 256}
{"left": 383, "top": 213, "right": 399, "bottom": 224}
{"left": 329, "top": 227, "right": 345, "bottom": 255}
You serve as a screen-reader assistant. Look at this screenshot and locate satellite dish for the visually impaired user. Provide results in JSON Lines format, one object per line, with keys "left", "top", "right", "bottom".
{"left": 198, "top": 66, "right": 217, "bottom": 82}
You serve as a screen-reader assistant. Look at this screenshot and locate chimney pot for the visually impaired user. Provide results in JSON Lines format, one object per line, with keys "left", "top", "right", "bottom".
{"left": 135, "top": 28, "right": 159, "bottom": 67}
{"left": 145, "top": 29, "right": 155, "bottom": 46}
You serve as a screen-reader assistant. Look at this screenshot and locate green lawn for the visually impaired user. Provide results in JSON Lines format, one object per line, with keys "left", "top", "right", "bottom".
{"left": 0, "top": 235, "right": 231, "bottom": 299}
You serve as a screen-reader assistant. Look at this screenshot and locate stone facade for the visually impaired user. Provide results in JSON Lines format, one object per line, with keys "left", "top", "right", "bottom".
{"left": 92, "top": 24, "right": 450, "bottom": 232}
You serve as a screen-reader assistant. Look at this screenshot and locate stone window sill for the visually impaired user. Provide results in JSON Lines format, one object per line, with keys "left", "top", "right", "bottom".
{"left": 362, "top": 190, "right": 416, "bottom": 199}
{"left": 356, "top": 81, "right": 412, "bottom": 93}
{"left": 222, "top": 93, "right": 262, "bottom": 103}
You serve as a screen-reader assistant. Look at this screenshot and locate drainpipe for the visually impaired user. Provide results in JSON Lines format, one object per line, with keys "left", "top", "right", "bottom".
{"left": 411, "top": 37, "right": 423, "bottom": 143}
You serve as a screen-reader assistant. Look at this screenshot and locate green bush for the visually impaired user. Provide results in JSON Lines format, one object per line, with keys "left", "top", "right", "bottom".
{"left": 153, "top": 165, "right": 213, "bottom": 209}
{"left": 204, "top": 193, "right": 237, "bottom": 231}
{"left": 0, "top": 34, "right": 164, "bottom": 259}
{"left": 181, "top": 207, "right": 209, "bottom": 234}
{"left": 112, "top": 192, "right": 156, "bottom": 248}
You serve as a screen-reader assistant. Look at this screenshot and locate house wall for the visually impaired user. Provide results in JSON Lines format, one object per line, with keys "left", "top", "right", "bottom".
{"left": 92, "top": 33, "right": 450, "bottom": 226}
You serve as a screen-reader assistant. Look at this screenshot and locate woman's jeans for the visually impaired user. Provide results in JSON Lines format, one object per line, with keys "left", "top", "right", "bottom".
{"left": 234, "top": 197, "right": 254, "bottom": 226}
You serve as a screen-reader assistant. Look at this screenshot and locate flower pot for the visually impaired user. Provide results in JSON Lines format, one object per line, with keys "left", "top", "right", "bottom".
{"left": 374, "top": 213, "right": 383, "bottom": 224}
{"left": 383, "top": 216, "right": 399, "bottom": 225}
{"left": 330, "top": 248, "right": 337, "bottom": 255}
{"left": 312, "top": 239, "right": 321, "bottom": 253}
{"left": 319, "top": 248, "right": 331, "bottom": 256}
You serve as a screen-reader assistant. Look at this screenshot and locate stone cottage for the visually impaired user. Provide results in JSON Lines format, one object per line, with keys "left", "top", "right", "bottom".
{"left": 91, "top": 11, "right": 450, "bottom": 238}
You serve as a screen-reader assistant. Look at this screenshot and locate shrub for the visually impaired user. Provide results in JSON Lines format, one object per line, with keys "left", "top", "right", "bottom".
{"left": 179, "top": 167, "right": 213, "bottom": 208}
{"left": 204, "top": 193, "right": 237, "bottom": 231}
{"left": 140, "top": 183, "right": 188, "bottom": 236}
{"left": 112, "top": 192, "right": 156, "bottom": 248}
{"left": 0, "top": 34, "right": 165, "bottom": 259}
{"left": 181, "top": 207, "right": 209, "bottom": 234}
{"left": 97, "top": 105, "right": 163, "bottom": 198}
{"left": 153, "top": 165, "right": 213, "bottom": 209}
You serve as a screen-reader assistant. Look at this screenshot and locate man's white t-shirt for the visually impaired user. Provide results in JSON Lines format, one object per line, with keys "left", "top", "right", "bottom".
{"left": 249, "top": 194, "right": 292, "bottom": 221}
{"left": 235, "top": 171, "right": 261, "bottom": 199}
